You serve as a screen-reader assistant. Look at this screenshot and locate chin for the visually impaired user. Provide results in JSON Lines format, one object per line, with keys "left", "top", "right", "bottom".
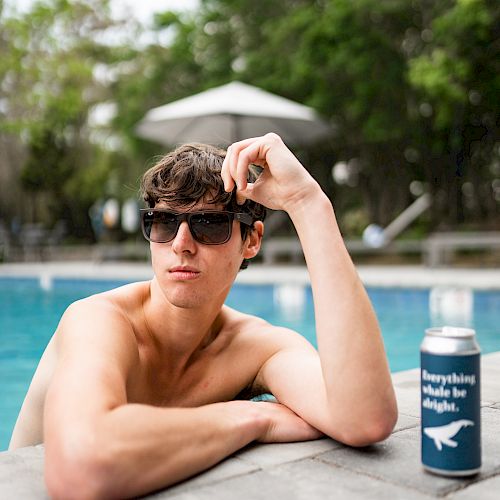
{"left": 166, "top": 294, "right": 201, "bottom": 309}
{"left": 164, "top": 288, "right": 212, "bottom": 309}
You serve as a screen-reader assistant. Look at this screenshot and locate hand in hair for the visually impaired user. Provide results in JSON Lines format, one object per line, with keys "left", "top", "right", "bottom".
{"left": 221, "top": 133, "right": 321, "bottom": 213}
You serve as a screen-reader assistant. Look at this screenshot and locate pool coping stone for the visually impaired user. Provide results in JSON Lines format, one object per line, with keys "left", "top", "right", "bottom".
{"left": 1, "top": 262, "right": 500, "bottom": 289}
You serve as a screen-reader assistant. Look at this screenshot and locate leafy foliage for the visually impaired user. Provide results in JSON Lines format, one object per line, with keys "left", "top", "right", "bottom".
{"left": 0, "top": 0, "right": 136, "bottom": 236}
{"left": 1, "top": 0, "right": 498, "bottom": 241}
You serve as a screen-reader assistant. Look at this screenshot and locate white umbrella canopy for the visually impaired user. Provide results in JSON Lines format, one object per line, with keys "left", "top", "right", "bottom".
{"left": 135, "top": 81, "right": 332, "bottom": 147}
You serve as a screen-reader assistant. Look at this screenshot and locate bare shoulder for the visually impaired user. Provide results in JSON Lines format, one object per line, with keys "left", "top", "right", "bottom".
{"left": 59, "top": 283, "right": 141, "bottom": 339}
{"left": 219, "top": 306, "right": 317, "bottom": 399}
{"left": 8, "top": 281, "right": 147, "bottom": 450}
{"left": 222, "top": 305, "right": 316, "bottom": 353}
{"left": 61, "top": 280, "right": 148, "bottom": 332}
{"left": 54, "top": 281, "right": 150, "bottom": 368}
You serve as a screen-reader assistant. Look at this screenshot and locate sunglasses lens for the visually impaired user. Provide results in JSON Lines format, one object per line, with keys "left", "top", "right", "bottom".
{"left": 190, "top": 212, "right": 232, "bottom": 244}
{"left": 142, "top": 211, "right": 178, "bottom": 242}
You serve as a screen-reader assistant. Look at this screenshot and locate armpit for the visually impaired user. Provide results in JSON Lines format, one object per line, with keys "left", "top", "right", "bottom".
{"left": 234, "top": 381, "right": 273, "bottom": 401}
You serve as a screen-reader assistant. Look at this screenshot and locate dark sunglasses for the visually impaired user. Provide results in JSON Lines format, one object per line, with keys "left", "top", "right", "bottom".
{"left": 140, "top": 209, "right": 254, "bottom": 245}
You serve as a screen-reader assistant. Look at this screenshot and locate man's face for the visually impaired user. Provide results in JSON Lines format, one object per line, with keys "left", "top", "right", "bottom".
{"left": 149, "top": 201, "right": 262, "bottom": 310}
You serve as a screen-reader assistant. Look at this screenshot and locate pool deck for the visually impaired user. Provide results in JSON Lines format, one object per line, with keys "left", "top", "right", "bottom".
{"left": 0, "top": 351, "right": 499, "bottom": 499}
{"left": 1, "top": 261, "right": 500, "bottom": 289}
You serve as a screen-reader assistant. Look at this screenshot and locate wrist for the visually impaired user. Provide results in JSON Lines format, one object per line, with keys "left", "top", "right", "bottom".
{"left": 215, "top": 400, "right": 270, "bottom": 444}
{"left": 286, "top": 188, "right": 333, "bottom": 223}
{"left": 281, "top": 180, "right": 325, "bottom": 215}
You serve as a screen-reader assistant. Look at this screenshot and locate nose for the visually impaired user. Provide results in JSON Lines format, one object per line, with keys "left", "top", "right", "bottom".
{"left": 171, "top": 220, "right": 197, "bottom": 254}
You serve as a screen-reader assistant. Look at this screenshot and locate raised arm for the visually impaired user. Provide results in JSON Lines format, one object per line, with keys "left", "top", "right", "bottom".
{"left": 44, "top": 298, "right": 319, "bottom": 499}
{"left": 221, "top": 133, "right": 398, "bottom": 446}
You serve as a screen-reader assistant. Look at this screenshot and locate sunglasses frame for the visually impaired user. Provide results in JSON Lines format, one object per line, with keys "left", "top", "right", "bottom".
{"left": 140, "top": 208, "right": 254, "bottom": 245}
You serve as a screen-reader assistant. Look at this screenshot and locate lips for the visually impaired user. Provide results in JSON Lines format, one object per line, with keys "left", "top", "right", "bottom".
{"left": 169, "top": 266, "right": 201, "bottom": 280}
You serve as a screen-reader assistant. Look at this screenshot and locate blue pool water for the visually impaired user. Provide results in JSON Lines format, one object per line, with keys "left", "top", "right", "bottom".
{"left": 1, "top": 277, "right": 499, "bottom": 450}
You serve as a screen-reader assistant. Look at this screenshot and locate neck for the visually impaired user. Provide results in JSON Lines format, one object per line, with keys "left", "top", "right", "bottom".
{"left": 142, "top": 279, "right": 226, "bottom": 368}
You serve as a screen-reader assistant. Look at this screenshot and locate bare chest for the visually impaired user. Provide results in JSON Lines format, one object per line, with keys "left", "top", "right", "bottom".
{"left": 126, "top": 348, "right": 263, "bottom": 408}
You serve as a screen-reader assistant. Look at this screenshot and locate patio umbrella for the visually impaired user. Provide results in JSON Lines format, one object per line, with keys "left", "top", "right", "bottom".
{"left": 135, "top": 81, "right": 332, "bottom": 147}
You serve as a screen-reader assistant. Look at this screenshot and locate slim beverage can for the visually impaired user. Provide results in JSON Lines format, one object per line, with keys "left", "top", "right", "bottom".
{"left": 420, "top": 326, "right": 481, "bottom": 476}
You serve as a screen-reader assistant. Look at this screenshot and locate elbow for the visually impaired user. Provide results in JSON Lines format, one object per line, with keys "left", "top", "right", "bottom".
{"left": 341, "top": 417, "right": 396, "bottom": 448}
{"left": 332, "top": 403, "right": 398, "bottom": 448}
{"left": 45, "top": 434, "right": 114, "bottom": 500}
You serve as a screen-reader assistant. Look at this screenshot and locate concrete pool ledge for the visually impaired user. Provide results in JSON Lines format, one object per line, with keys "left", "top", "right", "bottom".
{"left": 1, "top": 262, "right": 500, "bottom": 289}
{"left": 1, "top": 351, "right": 499, "bottom": 499}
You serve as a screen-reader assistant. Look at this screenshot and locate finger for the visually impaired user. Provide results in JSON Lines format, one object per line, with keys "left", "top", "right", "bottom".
{"left": 229, "top": 134, "right": 277, "bottom": 174}
{"left": 227, "top": 146, "right": 245, "bottom": 193}
{"left": 228, "top": 136, "right": 267, "bottom": 177}
{"left": 221, "top": 146, "right": 235, "bottom": 192}
{"left": 235, "top": 188, "right": 247, "bottom": 206}
{"left": 228, "top": 136, "right": 263, "bottom": 151}
{"left": 227, "top": 155, "right": 239, "bottom": 193}
{"left": 226, "top": 134, "right": 279, "bottom": 199}
{"left": 224, "top": 155, "right": 246, "bottom": 206}
{"left": 235, "top": 182, "right": 257, "bottom": 205}
{"left": 222, "top": 143, "right": 239, "bottom": 192}
{"left": 235, "top": 139, "right": 270, "bottom": 191}
{"left": 235, "top": 151, "right": 251, "bottom": 192}
{"left": 230, "top": 132, "right": 282, "bottom": 150}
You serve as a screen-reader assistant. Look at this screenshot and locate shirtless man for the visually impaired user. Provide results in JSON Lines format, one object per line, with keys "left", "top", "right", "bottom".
{"left": 9, "top": 134, "right": 397, "bottom": 499}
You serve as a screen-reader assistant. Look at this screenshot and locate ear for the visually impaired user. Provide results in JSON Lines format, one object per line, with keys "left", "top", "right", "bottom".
{"left": 242, "top": 221, "right": 264, "bottom": 259}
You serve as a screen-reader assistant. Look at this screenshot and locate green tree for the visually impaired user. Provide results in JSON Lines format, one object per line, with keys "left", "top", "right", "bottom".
{"left": 6, "top": 0, "right": 496, "bottom": 242}
{"left": 408, "top": 0, "right": 500, "bottom": 227}
{"left": 0, "top": 0, "right": 136, "bottom": 237}
{"left": 118, "top": 0, "right": 418, "bottom": 226}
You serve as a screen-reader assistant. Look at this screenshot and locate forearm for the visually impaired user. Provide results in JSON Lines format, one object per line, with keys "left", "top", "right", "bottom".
{"left": 222, "top": 134, "right": 396, "bottom": 444}
{"left": 288, "top": 190, "right": 397, "bottom": 432}
{"left": 46, "top": 401, "right": 266, "bottom": 499}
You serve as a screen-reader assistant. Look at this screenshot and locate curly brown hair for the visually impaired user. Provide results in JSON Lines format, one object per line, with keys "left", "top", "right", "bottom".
{"left": 140, "top": 143, "right": 266, "bottom": 270}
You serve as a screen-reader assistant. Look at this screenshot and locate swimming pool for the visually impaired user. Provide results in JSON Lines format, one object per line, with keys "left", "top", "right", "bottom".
{"left": 1, "top": 277, "right": 499, "bottom": 450}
